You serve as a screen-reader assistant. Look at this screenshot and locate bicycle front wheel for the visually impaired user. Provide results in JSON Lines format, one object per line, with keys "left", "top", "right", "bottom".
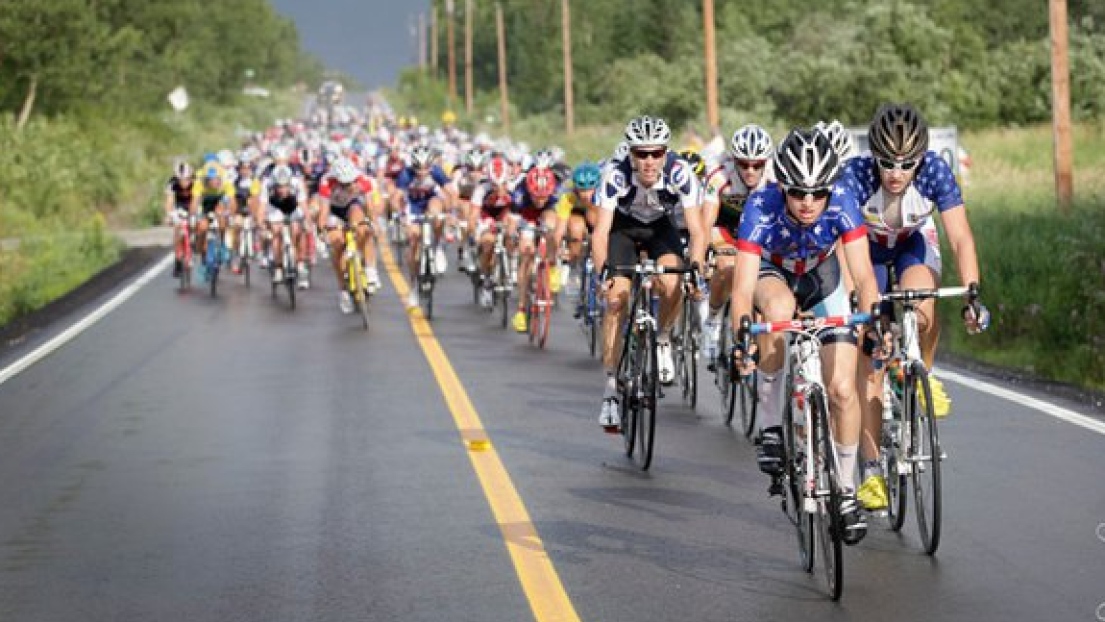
{"left": 534, "top": 261, "right": 552, "bottom": 348}
{"left": 634, "top": 327, "right": 659, "bottom": 471}
{"left": 782, "top": 388, "right": 814, "bottom": 573}
{"left": 812, "top": 386, "right": 843, "bottom": 601}
{"left": 883, "top": 375, "right": 908, "bottom": 532}
{"left": 737, "top": 371, "right": 758, "bottom": 439}
{"left": 907, "top": 360, "right": 942, "bottom": 555}
{"left": 420, "top": 248, "right": 435, "bottom": 320}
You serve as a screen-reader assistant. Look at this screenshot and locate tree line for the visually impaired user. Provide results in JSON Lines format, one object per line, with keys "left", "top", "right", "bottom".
{"left": 0, "top": 0, "right": 325, "bottom": 124}
{"left": 422, "top": 0, "right": 1105, "bottom": 129}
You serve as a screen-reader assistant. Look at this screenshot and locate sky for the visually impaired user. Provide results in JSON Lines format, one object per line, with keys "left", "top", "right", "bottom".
{"left": 269, "top": 0, "right": 431, "bottom": 90}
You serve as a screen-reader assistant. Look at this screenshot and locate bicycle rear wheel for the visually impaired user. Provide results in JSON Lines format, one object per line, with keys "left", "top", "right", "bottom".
{"left": 534, "top": 260, "right": 551, "bottom": 348}
{"left": 618, "top": 326, "right": 639, "bottom": 459}
{"left": 420, "top": 248, "right": 435, "bottom": 320}
{"left": 812, "top": 386, "right": 844, "bottom": 601}
{"left": 634, "top": 328, "right": 659, "bottom": 471}
{"left": 208, "top": 241, "right": 220, "bottom": 298}
{"left": 907, "top": 360, "right": 941, "bottom": 555}
{"left": 782, "top": 387, "right": 814, "bottom": 572}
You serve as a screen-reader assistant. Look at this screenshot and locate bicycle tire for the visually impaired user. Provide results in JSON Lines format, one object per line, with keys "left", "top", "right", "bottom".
{"left": 782, "top": 383, "right": 814, "bottom": 573}
{"left": 908, "top": 360, "right": 941, "bottom": 555}
{"left": 884, "top": 374, "right": 908, "bottom": 532}
{"left": 737, "top": 372, "right": 758, "bottom": 439}
{"left": 718, "top": 318, "right": 736, "bottom": 425}
{"left": 634, "top": 327, "right": 658, "bottom": 471}
{"left": 534, "top": 255, "right": 551, "bottom": 348}
{"left": 208, "top": 239, "right": 220, "bottom": 298}
{"left": 243, "top": 258, "right": 250, "bottom": 289}
{"left": 498, "top": 256, "right": 510, "bottom": 329}
{"left": 812, "top": 386, "right": 844, "bottom": 601}
{"left": 618, "top": 326, "right": 638, "bottom": 459}
{"left": 420, "top": 247, "right": 435, "bottom": 320}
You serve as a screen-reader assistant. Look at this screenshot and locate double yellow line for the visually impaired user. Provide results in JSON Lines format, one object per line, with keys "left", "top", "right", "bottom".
{"left": 380, "top": 245, "right": 582, "bottom": 622}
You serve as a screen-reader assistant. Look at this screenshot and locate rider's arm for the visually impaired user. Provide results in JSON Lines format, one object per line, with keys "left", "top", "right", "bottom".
{"left": 729, "top": 247, "right": 760, "bottom": 333}
{"left": 842, "top": 230, "right": 879, "bottom": 315}
{"left": 940, "top": 205, "right": 980, "bottom": 288}
{"left": 591, "top": 207, "right": 614, "bottom": 279}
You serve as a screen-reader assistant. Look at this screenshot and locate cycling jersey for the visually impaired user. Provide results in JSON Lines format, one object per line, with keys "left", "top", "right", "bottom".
{"left": 510, "top": 186, "right": 560, "bottom": 224}
{"left": 165, "top": 177, "right": 196, "bottom": 209}
{"left": 395, "top": 167, "right": 448, "bottom": 215}
{"left": 597, "top": 153, "right": 700, "bottom": 225}
{"left": 470, "top": 181, "right": 515, "bottom": 220}
{"left": 703, "top": 157, "right": 773, "bottom": 232}
{"left": 319, "top": 175, "right": 373, "bottom": 222}
{"left": 736, "top": 184, "right": 866, "bottom": 276}
{"left": 554, "top": 191, "right": 591, "bottom": 221}
{"left": 234, "top": 176, "right": 261, "bottom": 214}
{"left": 198, "top": 180, "right": 235, "bottom": 213}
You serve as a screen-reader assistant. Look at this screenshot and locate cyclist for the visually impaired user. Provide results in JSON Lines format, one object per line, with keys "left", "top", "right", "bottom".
{"left": 195, "top": 163, "right": 237, "bottom": 278}
{"left": 552, "top": 162, "right": 601, "bottom": 294}
{"left": 319, "top": 157, "right": 375, "bottom": 313}
{"left": 509, "top": 165, "right": 562, "bottom": 333}
{"left": 729, "top": 128, "right": 881, "bottom": 544}
{"left": 452, "top": 149, "right": 487, "bottom": 273}
{"left": 592, "top": 115, "right": 707, "bottom": 429}
{"left": 264, "top": 165, "right": 309, "bottom": 288}
{"left": 470, "top": 155, "right": 518, "bottom": 308}
{"left": 701, "top": 124, "right": 775, "bottom": 362}
{"left": 165, "top": 161, "right": 198, "bottom": 278}
{"left": 838, "top": 103, "right": 989, "bottom": 512}
{"left": 395, "top": 145, "right": 449, "bottom": 308}
{"left": 231, "top": 157, "right": 261, "bottom": 275}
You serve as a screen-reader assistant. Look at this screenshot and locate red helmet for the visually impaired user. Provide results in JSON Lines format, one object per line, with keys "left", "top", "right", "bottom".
{"left": 525, "top": 167, "right": 557, "bottom": 199}
{"left": 487, "top": 155, "right": 511, "bottom": 186}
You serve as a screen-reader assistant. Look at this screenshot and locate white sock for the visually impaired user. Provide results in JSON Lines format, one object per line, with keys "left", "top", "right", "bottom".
{"left": 836, "top": 443, "right": 859, "bottom": 493}
{"left": 603, "top": 370, "right": 617, "bottom": 399}
{"left": 757, "top": 371, "right": 782, "bottom": 430}
{"left": 658, "top": 330, "right": 671, "bottom": 345}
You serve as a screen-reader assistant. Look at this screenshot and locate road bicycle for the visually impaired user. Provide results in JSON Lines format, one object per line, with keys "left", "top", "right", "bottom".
{"left": 269, "top": 213, "right": 298, "bottom": 310}
{"left": 670, "top": 270, "right": 702, "bottom": 409}
{"left": 575, "top": 241, "right": 603, "bottom": 358}
{"left": 413, "top": 213, "right": 445, "bottom": 320}
{"left": 525, "top": 224, "right": 553, "bottom": 349}
{"left": 739, "top": 311, "right": 872, "bottom": 601}
{"left": 613, "top": 260, "right": 697, "bottom": 471}
{"left": 874, "top": 284, "right": 975, "bottom": 555}
{"left": 331, "top": 220, "right": 371, "bottom": 331}
{"left": 202, "top": 212, "right": 226, "bottom": 298}
{"left": 175, "top": 209, "right": 195, "bottom": 292}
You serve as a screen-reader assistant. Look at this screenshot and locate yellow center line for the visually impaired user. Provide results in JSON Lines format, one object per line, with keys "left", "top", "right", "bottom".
{"left": 379, "top": 243, "right": 582, "bottom": 622}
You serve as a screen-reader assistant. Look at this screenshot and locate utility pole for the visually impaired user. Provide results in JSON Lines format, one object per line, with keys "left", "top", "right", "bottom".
{"left": 419, "top": 13, "right": 427, "bottom": 72}
{"left": 431, "top": 6, "right": 438, "bottom": 75}
{"left": 496, "top": 3, "right": 510, "bottom": 133}
{"left": 703, "top": 0, "right": 719, "bottom": 134}
{"left": 447, "top": 0, "right": 458, "bottom": 104}
{"left": 1049, "top": 0, "right": 1073, "bottom": 213}
{"left": 465, "top": 0, "right": 474, "bottom": 114}
{"left": 562, "top": 0, "right": 574, "bottom": 135}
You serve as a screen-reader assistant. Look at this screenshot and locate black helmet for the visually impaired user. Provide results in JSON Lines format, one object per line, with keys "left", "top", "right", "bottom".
{"left": 868, "top": 103, "right": 929, "bottom": 162}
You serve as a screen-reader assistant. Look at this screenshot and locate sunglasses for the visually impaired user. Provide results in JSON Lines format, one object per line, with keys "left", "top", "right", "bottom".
{"left": 876, "top": 157, "right": 919, "bottom": 171}
{"left": 631, "top": 148, "right": 667, "bottom": 160}
{"left": 784, "top": 186, "right": 832, "bottom": 201}
{"left": 736, "top": 159, "right": 766, "bottom": 171}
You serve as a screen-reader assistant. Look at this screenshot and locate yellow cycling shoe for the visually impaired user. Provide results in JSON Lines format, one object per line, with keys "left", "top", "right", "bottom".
{"left": 512, "top": 310, "right": 528, "bottom": 333}
{"left": 857, "top": 474, "right": 889, "bottom": 511}
{"left": 919, "top": 374, "right": 952, "bottom": 418}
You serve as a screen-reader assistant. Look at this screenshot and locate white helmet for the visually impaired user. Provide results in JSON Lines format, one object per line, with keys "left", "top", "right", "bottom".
{"left": 773, "top": 128, "right": 840, "bottom": 191}
{"left": 331, "top": 158, "right": 360, "bottom": 184}
{"left": 175, "top": 161, "right": 194, "bottom": 179}
{"left": 272, "top": 165, "right": 294, "bottom": 187}
{"left": 814, "top": 120, "right": 856, "bottom": 160}
{"left": 271, "top": 144, "right": 291, "bottom": 162}
{"left": 624, "top": 115, "right": 671, "bottom": 148}
{"left": 612, "top": 141, "right": 630, "bottom": 161}
{"left": 534, "top": 149, "right": 555, "bottom": 169}
{"left": 409, "top": 145, "right": 434, "bottom": 169}
{"left": 217, "top": 149, "right": 237, "bottom": 169}
{"left": 729, "top": 124, "right": 774, "bottom": 160}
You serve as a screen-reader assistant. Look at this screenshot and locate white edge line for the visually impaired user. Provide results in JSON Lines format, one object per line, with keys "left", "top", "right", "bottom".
{"left": 0, "top": 253, "right": 174, "bottom": 386}
{"left": 939, "top": 368, "right": 1105, "bottom": 437}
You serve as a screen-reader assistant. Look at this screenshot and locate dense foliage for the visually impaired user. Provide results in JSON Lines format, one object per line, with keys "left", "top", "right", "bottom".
{"left": 417, "top": 0, "right": 1105, "bottom": 130}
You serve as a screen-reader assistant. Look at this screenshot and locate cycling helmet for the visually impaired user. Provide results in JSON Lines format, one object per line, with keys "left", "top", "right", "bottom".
{"left": 729, "top": 124, "right": 774, "bottom": 160}
{"left": 814, "top": 120, "right": 856, "bottom": 161}
{"left": 624, "top": 115, "right": 671, "bottom": 148}
{"left": 534, "top": 148, "right": 556, "bottom": 170}
{"left": 442, "top": 110, "right": 457, "bottom": 125}
{"left": 271, "top": 144, "right": 291, "bottom": 162}
{"left": 572, "top": 162, "right": 602, "bottom": 190}
{"left": 868, "top": 103, "right": 928, "bottom": 162}
{"left": 525, "top": 166, "right": 558, "bottom": 199}
{"left": 175, "top": 161, "right": 194, "bottom": 179}
{"left": 217, "top": 149, "right": 237, "bottom": 169}
{"left": 409, "top": 145, "right": 434, "bottom": 169}
{"left": 773, "top": 128, "right": 840, "bottom": 191}
{"left": 487, "top": 155, "right": 512, "bottom": 186}
{"left": 520, "top": 153, "right": 535, "bottom": 172}
{"left": 464, "top": 150, "right": 487, "bottom": 170}
{"left": 272, "top": 165, "right": 294, "bottom": 187}
{"left": 202, "top": 152, "right": 218, "bottom": 164}
{"left": 331, "top": 158, "right": 360, "bottom": 184}
{"left": 678, "top": 149, "right": 706, "bottom": 179}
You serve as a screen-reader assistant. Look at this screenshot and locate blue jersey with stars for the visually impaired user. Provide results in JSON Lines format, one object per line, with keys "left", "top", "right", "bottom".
{"left": 736, "top": 183, "right": 867, "bottom": 275}
{"left": 396, "top": 165, "right": 450, "bottom": 214}
{"left": 837, "top": 152, "right": 963, "bottom": 249}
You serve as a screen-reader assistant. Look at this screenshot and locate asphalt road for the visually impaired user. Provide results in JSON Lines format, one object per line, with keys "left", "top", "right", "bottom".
{"left": 1, "top": 251, "right": 1103, "bottom": 621}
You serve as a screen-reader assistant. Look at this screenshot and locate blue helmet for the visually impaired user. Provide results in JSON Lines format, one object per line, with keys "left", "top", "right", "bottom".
{"left": 572, "top": 162, "right": 601, "bottom": 190}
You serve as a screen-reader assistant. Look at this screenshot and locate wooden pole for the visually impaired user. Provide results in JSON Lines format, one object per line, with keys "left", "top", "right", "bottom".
{"left": 447, "top": 0, "right": 457, "bottom": 104}
{"left": 419, "top": 13, "right": 427, "bottom": 72}
{"left": 465, "top": 0, "right": 474, "bottom": 114}
{"left": 562, "top": 0, "right": 574, "bottom": 135}
{"left": 1049, "top": 0, "right": 1073, "bottom": 213}
{"left": 431, "top": 6, "right": 438, "bottom": 75}
{"left": 496, "top": 3, "right": 510, "bottom": 133}
{"left": 703, "top": 0, "right": 719, "bottom": 134}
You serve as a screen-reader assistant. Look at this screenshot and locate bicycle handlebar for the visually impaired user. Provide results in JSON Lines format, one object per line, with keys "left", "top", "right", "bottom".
{"left": 879, "top": 285, "right": 969, "bottom": 302}
{"left": 747, "top": 312, "right": 873, "bottom": 336}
